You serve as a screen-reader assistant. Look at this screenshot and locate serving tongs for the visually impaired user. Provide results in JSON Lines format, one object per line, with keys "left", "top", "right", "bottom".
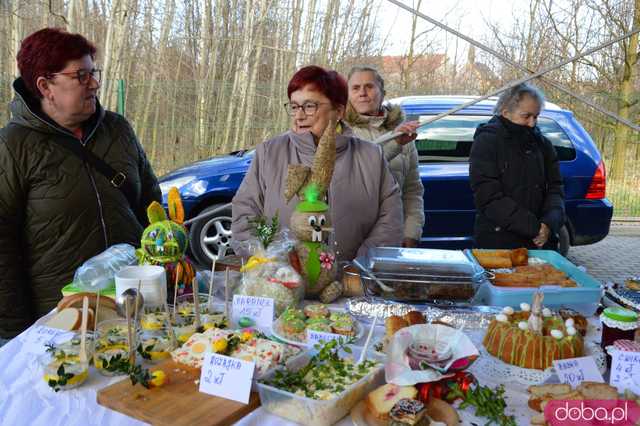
{"left": 352, "top": 258, "right": 395, "bottom": 293}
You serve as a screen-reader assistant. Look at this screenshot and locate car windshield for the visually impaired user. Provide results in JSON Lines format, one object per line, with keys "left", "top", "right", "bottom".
{"left": 409, "top": 114, "right": 576, "bottom": 163}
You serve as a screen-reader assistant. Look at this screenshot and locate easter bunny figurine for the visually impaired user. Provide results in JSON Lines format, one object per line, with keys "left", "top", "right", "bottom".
{"left": 285, "top": 118, "right": 342, "bottom": 302}
{"left": 136, "top": 187, "right": 196, "bottom": 302}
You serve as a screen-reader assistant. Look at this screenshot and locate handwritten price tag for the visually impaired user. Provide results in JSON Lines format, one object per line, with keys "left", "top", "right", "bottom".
{"left": 232, "top": 295, "right": 274, "bottom": 330}
{"left": 22, "top": 326, "right": 74, "bottom": 355}
{"left": 306, "top": 329, "right": 343, "bottom": 347}
{"left": 553, "top": 356, "right": 603, "bottom": 387}
{"left": 610, "top": 350, "right": 640, "bottom": 394}
{"left": 199, "top": 352, "right": 255, "bottom": 403}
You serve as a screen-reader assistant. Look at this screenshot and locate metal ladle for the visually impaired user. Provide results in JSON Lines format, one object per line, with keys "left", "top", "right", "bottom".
{"left": 352, "top": 259, "right": 395, "bottom": 293}
{"left": 115, "top": 288, "right": 145, "bottom": 318}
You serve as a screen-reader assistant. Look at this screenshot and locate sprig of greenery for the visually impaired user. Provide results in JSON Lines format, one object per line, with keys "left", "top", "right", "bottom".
{"left": 47, "top": 363, "right": 76, "bottom": 392}
{"left": 137, "top": 343, "right": 156, "bottom": 360}
{"left": 129, "top": 363, "right": 152, "bottom": 389}
{"left": 264, "top": 337, "right": 371, "bottom": 398}
{"left": 99, "top": 353, "right": 132, "bottom": 374}
{"left": 98, "top": 351, "right": 154, "bottom": 389}
{"left": 448, "top": 383, "right": 516, "bottom": 426}
{"left": 248, "top": 215, "right": 279, "bottom": 249}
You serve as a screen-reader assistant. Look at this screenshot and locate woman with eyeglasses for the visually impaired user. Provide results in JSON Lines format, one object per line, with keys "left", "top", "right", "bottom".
{"left": 231, "top": 65, "right": 402, "bottom": 262}
{"left": 0, "top": 28, "right": 161, "bottom": 339}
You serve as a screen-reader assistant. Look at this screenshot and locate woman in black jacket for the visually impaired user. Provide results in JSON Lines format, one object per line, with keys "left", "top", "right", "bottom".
{"left": 469, "top": 83, "right": 564, "bottom": 250}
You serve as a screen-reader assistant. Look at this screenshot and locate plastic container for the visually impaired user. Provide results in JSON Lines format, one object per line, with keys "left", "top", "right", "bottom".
{"left": 257, "top": 347, "right": 385, "bottom": 426}
{"left": 40, "top": 353, "right": 89, "bottom": 392}
{"left": 473, "top": 250, "right": 603, "bottom": 316}
{"left": 173, "top": 294, "right": 228, "bottom": 332}
{"left": 115, "top": 265, "right": 167, "bottom": 307}
{"left": 93, "top": 319, "right": 135, "bottom": 376}
{"left": 137, "top": 327, "right": 176, "bottom": 364}
{"left": 46, "top": 332, "right": 94, "bottom": 361}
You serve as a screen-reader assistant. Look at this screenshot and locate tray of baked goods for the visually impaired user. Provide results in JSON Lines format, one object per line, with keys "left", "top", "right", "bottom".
{"left": 351, "top": 248, "right": 488, "bottom": 303}
{"left": 470, "top": 248, "right": 603, "bottom": 316}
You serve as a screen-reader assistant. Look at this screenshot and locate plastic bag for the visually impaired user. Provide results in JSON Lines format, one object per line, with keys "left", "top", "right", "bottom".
{"left": 73, "top": 243, "right": 138, "bottom": 291}
{"left": 231, "top": 229, "right": 305, "bottom": 315}
{"left": 197, "top": 269, "right": 242, "bottom": 298}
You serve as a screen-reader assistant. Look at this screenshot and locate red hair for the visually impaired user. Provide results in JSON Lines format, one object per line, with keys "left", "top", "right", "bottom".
{"left": 17, "top": 28, "right": 97, "bottom": 98}
{"left": 287, "top": 65, "right": 348, "bottom": 107}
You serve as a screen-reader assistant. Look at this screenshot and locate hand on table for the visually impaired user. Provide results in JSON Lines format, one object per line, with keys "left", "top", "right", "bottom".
{"left": 402, "top": 238, "right": 419, "bottom": 248}
{"left": 394, "top": 121, "right": 420, "bottom": 145}
{"left": 533, "top": 223, "right": 550, "bottom": 248}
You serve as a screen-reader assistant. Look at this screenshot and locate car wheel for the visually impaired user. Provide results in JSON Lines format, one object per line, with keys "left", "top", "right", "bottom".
{"left": 558, "top": 225, "right": 570, "bottom": 257}
{"left": 188, "top": 203, "right": 234, "bottom": 268}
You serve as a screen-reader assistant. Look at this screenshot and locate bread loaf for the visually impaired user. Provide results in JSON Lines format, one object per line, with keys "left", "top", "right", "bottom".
{"left": 403, "top": 311, "right": 426, "bottom": 326}
{"left": 57, "top": 292, "right": 117, "bottom": 312}
{"left": 385, "top": 316, "right": 409, "bottom": 338}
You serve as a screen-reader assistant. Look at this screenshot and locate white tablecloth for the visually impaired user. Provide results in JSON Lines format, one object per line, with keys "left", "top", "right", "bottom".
{"left": 0, "top": 309, "right": 358, "bottom": 426}
{"left": 0, "top": 309, "right": 605, "bottom": 426}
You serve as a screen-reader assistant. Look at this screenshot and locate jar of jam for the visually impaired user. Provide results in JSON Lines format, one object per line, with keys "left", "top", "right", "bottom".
{"left": 600, "top": 307, "right": 638, "bottom": 366}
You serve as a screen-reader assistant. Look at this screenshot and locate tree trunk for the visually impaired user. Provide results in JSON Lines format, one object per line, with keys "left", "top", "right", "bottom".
{"left": 610, "top": 0, "right": 639, "bottom": 180}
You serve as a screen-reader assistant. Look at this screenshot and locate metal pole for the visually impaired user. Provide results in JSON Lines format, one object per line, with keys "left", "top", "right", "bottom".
{"left": 374, "top": 9, "right": 640, "bottom": 145}
{"left": 386, "top": 0, "right": 640, "bottom": 133}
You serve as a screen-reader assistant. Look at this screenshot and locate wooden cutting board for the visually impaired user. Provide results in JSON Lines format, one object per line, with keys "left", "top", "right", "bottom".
{"left": 97, "top": 360, "right": 260, "bottom": 426}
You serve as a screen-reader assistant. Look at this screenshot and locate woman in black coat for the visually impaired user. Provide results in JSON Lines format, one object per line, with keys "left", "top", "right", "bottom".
{"left": 469, "top": 83, "right": 564, "bottom": 250}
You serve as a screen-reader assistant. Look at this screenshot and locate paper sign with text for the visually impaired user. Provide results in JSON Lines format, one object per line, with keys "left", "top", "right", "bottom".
{"left": 306, "top": 329, "right": 343, "bottom": 347}
{"left": 22, "top": 326, "right": 75, "bottom": 355}
{"left": 231, "top": 295, "right": 274, "bottom": 330}
{"left": 610, "top": 350, "right": 640, "bottom": 394}
{"left": 199, "top": 352, "right": 255, "bottom": 404}
{"left": 553, "top": 356, "right": 604, "bottom": 387}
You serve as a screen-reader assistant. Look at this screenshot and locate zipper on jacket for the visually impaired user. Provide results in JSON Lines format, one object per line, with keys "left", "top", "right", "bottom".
{"left": 84, "top": 162, "right": 109, "bottom": 249}
{"left": 16, "top": 93, "right": 109, "bottom": 249}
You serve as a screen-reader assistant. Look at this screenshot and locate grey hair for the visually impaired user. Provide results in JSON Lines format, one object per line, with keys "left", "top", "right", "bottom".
{"left": 347, "top": 65, "right": 386, "bottom": 95}
{"left": 494, "top": 82, "right": 545, "bottom": 114}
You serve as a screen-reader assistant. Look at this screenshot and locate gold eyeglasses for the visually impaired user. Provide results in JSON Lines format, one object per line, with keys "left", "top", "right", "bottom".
{"left": 284, "top": 101, "right": 330, "bottom": 116}
{"left": 48, "top": 68, "right": 102, "bottom": 85}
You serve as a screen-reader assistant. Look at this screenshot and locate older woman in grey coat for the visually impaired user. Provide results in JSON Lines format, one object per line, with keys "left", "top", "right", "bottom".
{"left": 345, "top": 66, "right": 425, "bottom": 248}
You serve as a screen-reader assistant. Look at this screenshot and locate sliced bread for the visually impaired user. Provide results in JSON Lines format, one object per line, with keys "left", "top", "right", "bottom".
{"left": 46, "top": 308, "right": 82, "bottom": 331}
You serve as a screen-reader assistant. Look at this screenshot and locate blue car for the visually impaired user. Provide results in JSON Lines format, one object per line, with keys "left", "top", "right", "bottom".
{"left": 159, "top": 96, "right": 613, "bottom": 268}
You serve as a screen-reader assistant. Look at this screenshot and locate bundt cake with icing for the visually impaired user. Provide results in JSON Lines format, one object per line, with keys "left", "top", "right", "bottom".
{"left": 483, "top": 293, "right": 584, "bottom": 370}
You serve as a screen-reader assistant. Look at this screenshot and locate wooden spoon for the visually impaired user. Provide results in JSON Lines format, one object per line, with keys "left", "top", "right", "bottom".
{"left": 79, "top": 296, "right": 89, "bottom": 364}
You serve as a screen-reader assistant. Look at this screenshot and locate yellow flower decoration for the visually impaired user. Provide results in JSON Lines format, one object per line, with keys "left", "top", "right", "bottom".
{"left": 240, "top": 255, "right": 273, "bottom": 272}
{"left": 213, "top": 338, "right": 228, "bottom": 353}
{"left": 150, "top": 370, "right": 167, "bottom": 387}
{"left": 241, "top": 331, "right": 254, "bottom": 342}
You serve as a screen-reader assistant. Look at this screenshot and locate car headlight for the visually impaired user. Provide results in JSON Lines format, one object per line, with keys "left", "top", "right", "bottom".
{"left": 159, "top": 176, "right": 196, "bottom": 196}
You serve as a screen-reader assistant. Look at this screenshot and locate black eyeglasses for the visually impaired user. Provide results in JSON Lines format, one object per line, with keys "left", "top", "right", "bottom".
{"left": 284, "top": 101, "right": 330, "bottom": 116}
{"left": 48, "top": 68, "right": 102, "bottom": 85}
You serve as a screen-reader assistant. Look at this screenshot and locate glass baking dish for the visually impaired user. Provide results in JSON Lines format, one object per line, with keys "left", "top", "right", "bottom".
{"left": 354, "top": 248, "right": 487, "bottom": 302}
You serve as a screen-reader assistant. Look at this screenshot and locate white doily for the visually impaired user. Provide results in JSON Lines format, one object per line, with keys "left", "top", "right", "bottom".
{"left": 600, "top": 314, "right": 639, "bottom": 330}
{"left": 469, "top": 342, "right": 606, "bottom": 386}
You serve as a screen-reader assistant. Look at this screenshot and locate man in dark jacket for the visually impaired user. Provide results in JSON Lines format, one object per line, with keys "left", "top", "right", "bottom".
{"left": 469, "top": 83, "right": 564, "bottom": 250}
{"left": 0, "top": 28, "right": 161, "bottom": 338}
